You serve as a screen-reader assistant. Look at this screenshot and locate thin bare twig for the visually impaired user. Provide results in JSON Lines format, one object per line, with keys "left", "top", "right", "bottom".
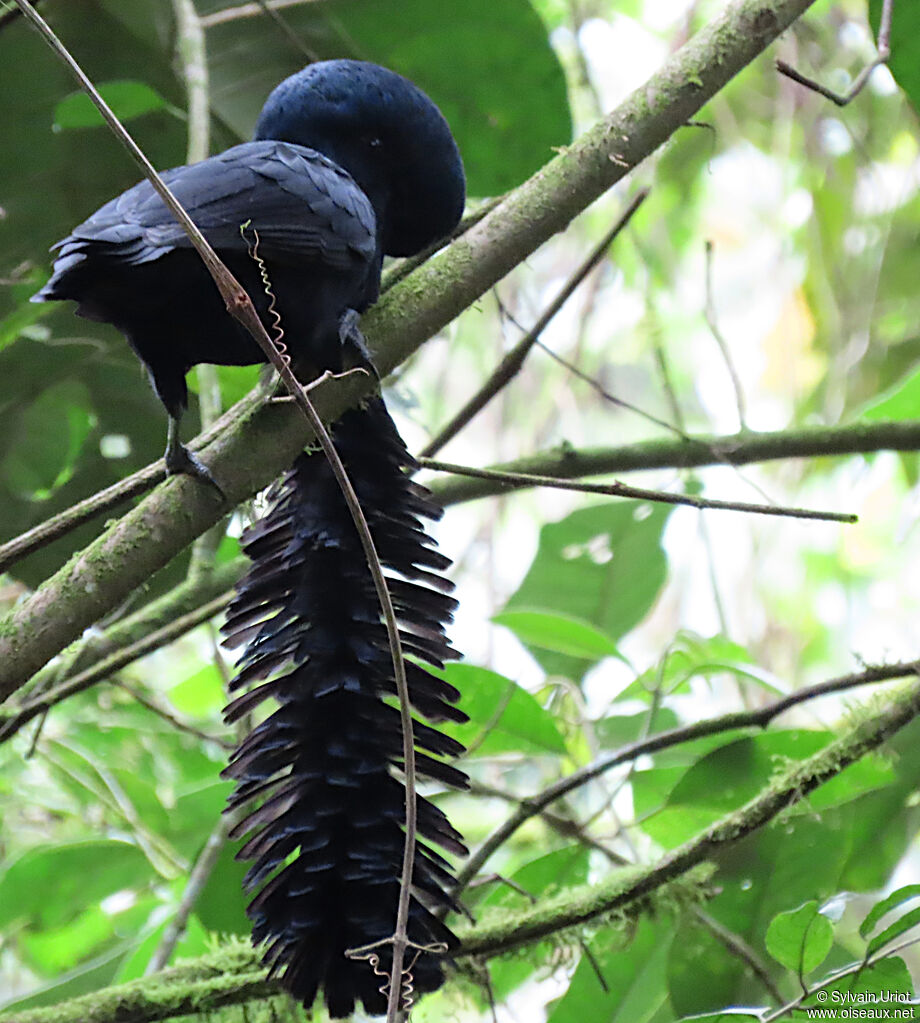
{"left": 704, "top": 239, "right": 747, "bottom": 429}
{"left": 776, "top": 0, "right": 893, "bottom": 106}
{"left": 253, "top": 0, "right": 320, "bottom": 61}
{"left": 452, "top": 658, "right": 920, "bottom": 894}
{"left": 146, "top": 806, "right": 245, "bottom": 973}
{"left": 112, "top": 680, "right": 232, "bottom": 750}
{"left": 691, "top": 906, "right": 784, "bottom": 1005}
{"left": 419, "top": 457, "right": 857, "bottom": 523}
{"left": 419, "top": 190, "right": 649, "bottom": 457}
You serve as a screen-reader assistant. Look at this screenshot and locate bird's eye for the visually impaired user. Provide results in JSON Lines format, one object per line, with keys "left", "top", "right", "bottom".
{"left": 367, "top": 136, "right": 382, "bottom": 148}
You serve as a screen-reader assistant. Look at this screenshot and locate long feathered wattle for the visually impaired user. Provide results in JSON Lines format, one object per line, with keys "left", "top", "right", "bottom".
{"left": 221, "top": 396, "right": 468, "bottom": 1018}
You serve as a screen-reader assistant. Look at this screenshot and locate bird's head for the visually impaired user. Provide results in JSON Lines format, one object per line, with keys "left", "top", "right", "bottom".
{"left": 255, "top": 59, "right": 465, "bottom": 257}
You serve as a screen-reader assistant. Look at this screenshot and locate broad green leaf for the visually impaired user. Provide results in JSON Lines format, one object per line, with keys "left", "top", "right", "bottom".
{"left": 810, "top": 955, "right": 914, "bottom": 1010}
{"left": 596, "top": 707, "right": 680, "bottom": 750}
{"left": 20, "top": 906, "right": 115, "bottom": 976}
{"left": 0, "top": 944, "right": 131, "bottom": 1012}
{"left": 859, "top": 885, "right": 920, "bottom": 957}
{"left": 639, "top": 732, "right": 831, "bottom": 848}
{"left": 546, "top": 919, "right": 674, "bottom": 1023}
{"left": 2, "top": 380, "right": 93, "bottom": 499}
{"left": 493, "top": 609, "right": 619, "bottom": 659}
{"left": 869, "top": 0, "right": 920, "bottom": 116}
{"left": 53, "top": 80, "right": 173, "bottom": 130}
{"left": 504, "top": 502, "right": 669, "bottom": 679}
{"left": 0, "top": 841, "right": 149, "bottom": 930}
{"left": 168, "top": 663, "right": 227, "bottom": 716}
{"left": 859, "top": 365, "right": 920, "bottom": 421}
{"left": 203, "top": 0, "right": 571, "bottom": 196}
{"left": 478, "top": 845, "right": 590, "bottom": 910}
{"left": 860, "top": 884, "right": 920, "bottom": 938}
{"left": 765, "top": 901, "right": 833, "bottom": 975}
{"left": 667, "top": 915, "right": 763, "bottom": 1016}
{"left": 440, "top": 663, "right": 567, "bottom": 755}
{"left": 195, "top": 841, "right": 251, "bottom": 936}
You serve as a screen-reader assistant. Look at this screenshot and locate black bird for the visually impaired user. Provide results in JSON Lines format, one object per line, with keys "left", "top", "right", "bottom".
{"left": 35, "top": 60, "right": 469, "bottom": 1017}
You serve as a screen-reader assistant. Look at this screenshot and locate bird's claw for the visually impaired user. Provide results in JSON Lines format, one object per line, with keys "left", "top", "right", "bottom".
{"left": 165, "top": 443, "right": 226, "bottom": 501}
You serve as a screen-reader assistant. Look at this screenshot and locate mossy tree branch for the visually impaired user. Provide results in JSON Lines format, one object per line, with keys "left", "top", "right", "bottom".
{"left": 0, "top": 0, "right": 818, "bottom": 701}
{"left": 4, "top": 415, "right": 917, "bottom": 736}
{"left": 4, "top": 672, "right": 918, "bottom": 1023}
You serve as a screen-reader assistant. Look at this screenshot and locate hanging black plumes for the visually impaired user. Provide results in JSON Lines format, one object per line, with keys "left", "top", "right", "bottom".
{"left": 221, "top": 399, "right": 469, "bottom": 1016}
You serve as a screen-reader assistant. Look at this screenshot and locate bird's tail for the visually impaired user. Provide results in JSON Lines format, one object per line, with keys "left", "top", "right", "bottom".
{"left": 221, "top": 396, "right": 468, "bottom": 1018}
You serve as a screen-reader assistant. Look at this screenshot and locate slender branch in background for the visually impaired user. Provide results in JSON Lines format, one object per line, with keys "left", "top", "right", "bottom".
{"left": 650, "top": 325, "right": 736, "bottom": 635}
{"left": 0, "top": 387, "right": 261, "bottom": 576}
{"left": 171, "top": 0, "right": 228, "bottom": 579}
{"left": 8, "top": 412, "right": 920, "bottom": 583}
{"left": 0, "top": 592, "right": 234, "bottom": 745}
{"left": 466, "top": 778, "right": 629, "bottom": 865}
{"left": 691, "top": 906, "right": 785, "bottom": 1005}
{"left": 419, "top": 190, "right": 649, "bottom": 457}
{"left": 776, "top": 0, "right": 893, "bottom": 106}
{"left": 498, "top": 300, "right": 686, "bottom": 438}
{"left": 5, "top": 418, "right": 920, "bottom": 723}
{"left": 112, "top": 680, "right": 232, "bottom": 750}
{"left": 146, "top": 806, "right": 246, "bottom": 973}
{"left": 457, "top": 675, "right": 920, "bottom": 956}
{"left": 704, "top": 240, "right": 748, "bottom": 429}
{"left": 429, "top": 419, "right": 920, "bottom": 505}
{"left": 253, "top": 0, "right": 320, "bottom": 61}
{"left": 420, "top": 458, "right": 857, "bottom": 523}
{"left": 452, "top": 659, "right": 920, "bottom": 893}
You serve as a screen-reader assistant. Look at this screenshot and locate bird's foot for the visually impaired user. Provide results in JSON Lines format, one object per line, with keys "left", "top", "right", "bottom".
{"left": 165, "top": 442, "right": 226, "bottom": 501}
{"left": 339, "top": 308, "right": 379, "bottom": 377}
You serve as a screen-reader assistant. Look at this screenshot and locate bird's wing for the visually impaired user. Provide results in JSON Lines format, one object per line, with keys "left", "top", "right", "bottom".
{"left": 61, "top": 141, "right": 376, "bottom": 271}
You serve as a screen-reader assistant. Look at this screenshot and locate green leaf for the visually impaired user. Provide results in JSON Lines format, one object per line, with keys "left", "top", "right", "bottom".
{"left": 53, "top": 80, "right": 172, "bottom": 130}
{"left": 0, "top": 944, "right": 130, "bottom": 1011}
{"left": 504, "top": 502, "right": 669, "bottom": 679}
{"left": 860, "top": 884, "right": 920, "bottom": 938}
{"left": 0, "top": 841, "right": 149, "bottom": 930}
{"left": 811, "top": 955, "right": 914, "bottom": 1010}
{"left": 20, "top": 906, "right": 115, "bottom": 976}
{"left": 859, "top": 884, "right": 920, "bottom": 956}
{"left": 479, "top": 845, "right": 590, "bottom": 910}
{"left": 765, "top": 901, "right": 834, "bottom": 976}
{"left": 869, "top": 0, "right": 920, "bottom": 116}
{"left": 168, "top": 663, "right": 227, "bottom": 716}
{"left": 595, "top": 707, "right": 680, "bottom": 750}
{"left": 204, "top": 0, "right": 571, "bottom": 196}
{"left": 639, "top": 732, "right": 832, "bottom": 848}
{"left": 859, "top": 365, "right": 920, "bottom": 421}
{"left": 493, "top": 609, "right": 619, "bottom": 659}
{"left": 195, "top": 841, "right": 251, "bottom": 936}
{"left": 439, "top": 664, "right": 567, "bottom": 755}
{"left": 2, "top": 380, "right": 94, "bottom": 499}
{"left": 546, "top": 918, "right": 674, "bottom": 1023}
